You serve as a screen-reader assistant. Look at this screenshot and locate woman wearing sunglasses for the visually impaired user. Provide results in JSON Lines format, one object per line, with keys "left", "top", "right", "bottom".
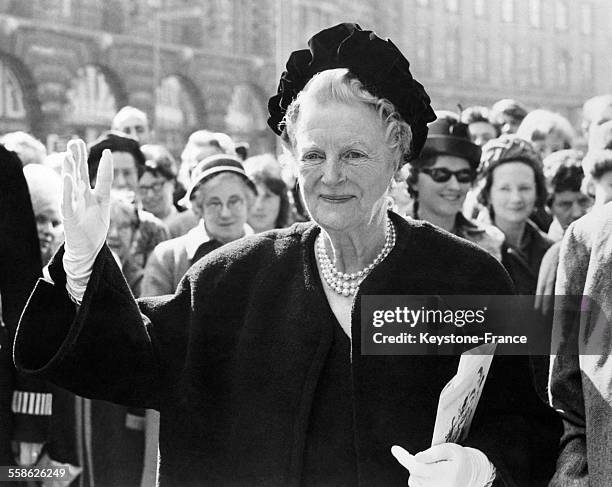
{"left": 406, "top": 115, "right": 505, "bottom": 261}
{"left": 477, "top": 135, "right": 553, "bottom": 295}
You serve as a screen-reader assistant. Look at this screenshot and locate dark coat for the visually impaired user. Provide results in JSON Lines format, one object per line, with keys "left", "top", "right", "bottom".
{"left": 0, "top": 145, "right": 47, "bottom": 472}
{"left": 14, "top": 213, "right": 560, "bottom": 486}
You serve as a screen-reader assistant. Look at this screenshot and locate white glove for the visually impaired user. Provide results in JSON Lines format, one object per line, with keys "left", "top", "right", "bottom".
{"left": 15, "top": 442, "right": 44, "bottom": 466}
{"left": 61, "top": 139, "right": 113, "bottom": 303}
{"left": 392, "top": 443, "right": 496, "bottom": 487}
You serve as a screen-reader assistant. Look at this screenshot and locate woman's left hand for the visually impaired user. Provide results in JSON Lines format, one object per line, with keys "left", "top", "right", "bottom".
{"left": 391, "top": 443, "right": 495, "bottom": 487}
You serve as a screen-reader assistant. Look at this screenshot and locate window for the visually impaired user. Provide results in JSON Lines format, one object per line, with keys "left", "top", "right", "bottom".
{"left": 445, "top": 31, "right": 461, "bottom": 79}
{"left": 0, "top": 60, "right": 27, "bottom": 120}
{"left": 474, "top": 0, "right": 485, "bottom": 17}
{"left": 581, "top": 4, "right": 592, "bottom": 34}
{"left": 582, "top": 52, "right": 593, "bottom": 86}
{"left": 446, "top": 0, "right": 458, "bottom": 12}
{"left": 529, "top": 0, "right": 541, "bottom": 27}
{"left": 501, "top": 0, "right": 514, "bottom": 22}
{"left": 502, "top": 44, "right": 514, "bottom": 82}
{"left": 530, "top": 47, "right": 542, "bottom": 85}
{"left": 416, "top": 28, "right": 432, "bottom": 76}
{"left": 61, "top": 0, "right": 71, "bottom": 17}
{"left": 556, "top": 1, "right": 568, "bottom": 30}
{"left": 474, "top": 39, "right": 488, "bottom": 81}
{"left": 557, "top": 50, "right": 570, "bottom": 86}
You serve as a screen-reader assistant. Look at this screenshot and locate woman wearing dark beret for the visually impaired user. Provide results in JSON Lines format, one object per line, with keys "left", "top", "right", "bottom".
{"left": 15, "top": 24, "right": 559, "bottom": 486}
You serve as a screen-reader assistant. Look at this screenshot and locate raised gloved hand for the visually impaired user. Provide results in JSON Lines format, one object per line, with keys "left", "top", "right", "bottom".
{"left": 61, "top": 139, "right": 113, "bottom": 303}
{"left": 391, "top": 443, "right": 496, "bottom": 487}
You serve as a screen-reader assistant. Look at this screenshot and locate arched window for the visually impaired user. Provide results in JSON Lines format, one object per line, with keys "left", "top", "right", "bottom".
{"left": 155, "top": 75, "right": 203, "bottom": 155}
{"left": 64, "top": 65, "right": 119, "bottom": 142}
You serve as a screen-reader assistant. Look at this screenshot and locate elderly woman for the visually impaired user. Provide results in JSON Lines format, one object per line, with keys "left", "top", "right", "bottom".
{"left": 107, "top": 193, "right": 144, "bottom": 295}
{"left": 142, "top": 155, "right": 255, "bottom": 296}
{"left": 406, "top": 115, "right": 504, "bottom": 260}
{"left": 478, "top": 135, "right": 553, "bottom": 295}
{"left": 14, "top": 24, "right": 559, "bottom": 486}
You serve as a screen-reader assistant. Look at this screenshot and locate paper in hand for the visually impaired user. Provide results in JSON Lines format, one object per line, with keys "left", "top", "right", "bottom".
{"left": 431, "top": 342, "right": 496, "bottom": 446}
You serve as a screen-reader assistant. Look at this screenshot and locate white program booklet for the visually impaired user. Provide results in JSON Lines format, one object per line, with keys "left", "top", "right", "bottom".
{"left": 431, "top": 342, "right": 497, "bottom": 446}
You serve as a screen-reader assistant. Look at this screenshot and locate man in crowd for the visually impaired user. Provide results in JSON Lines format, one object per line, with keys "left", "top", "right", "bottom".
{"left": 541, "top": 150, "right": 593, "bottom": 242}
{"left": 111, "top": 106, "right": 152, "bottom": 145}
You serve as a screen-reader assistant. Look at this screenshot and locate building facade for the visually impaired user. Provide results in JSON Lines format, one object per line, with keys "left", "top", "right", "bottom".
{"left": 0, "top": 0, "right": 610, "bottom": 156}
{"left": 281, "top": 0, "right": 612, "bottom": 127}
{"left": 0, "top": 0, "right": 277, "bottom": 155}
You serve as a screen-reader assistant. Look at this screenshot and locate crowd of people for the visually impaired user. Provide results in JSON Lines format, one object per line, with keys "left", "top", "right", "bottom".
{"left": 0, "top": 21, "right": 611, "bottom": 487}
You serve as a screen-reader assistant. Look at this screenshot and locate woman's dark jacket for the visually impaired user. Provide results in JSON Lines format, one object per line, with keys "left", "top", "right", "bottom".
{"left": 14, "top": 213, "right": 560, "bottom": 486}
{"left": 501, "top": 219, "right": 554, "bottom": 295}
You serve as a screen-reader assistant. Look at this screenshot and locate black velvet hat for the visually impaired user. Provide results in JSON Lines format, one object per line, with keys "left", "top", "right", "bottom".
{"left": 419, "top": 117, "right": 482, "bottom": 171}
{"left": 267, "top": 23, "right": 436, "bottom": 161}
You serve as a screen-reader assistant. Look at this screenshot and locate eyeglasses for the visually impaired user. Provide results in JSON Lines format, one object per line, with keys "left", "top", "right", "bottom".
{"left": 138, "top": 181, "right": 166, "bottom": 194}
{"left": 421, "top": 167, "right": 475, "bottom": 183}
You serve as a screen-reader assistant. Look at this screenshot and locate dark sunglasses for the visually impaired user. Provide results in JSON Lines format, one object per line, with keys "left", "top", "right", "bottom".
{"left": 420, "top": 167, "right": 475, "bottom": 183}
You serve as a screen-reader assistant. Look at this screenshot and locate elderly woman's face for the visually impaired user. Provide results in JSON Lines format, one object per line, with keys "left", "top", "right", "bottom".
{"left": 107, "top": 204, "right": 137, "bottom": 265}
{"left": 34, "top": 205, "right": 63, "bottom": 266}
{"left": 292, "top": 100, "right": 395, "bottom": 232}
{"left": 414, "top": 155, "right": 473, "bottom": 219}
{"left": 489, "top": 162, "right": 537, "bottom": 226}
{"left": 194, "top": 173, "right": 250, "bottom": 244}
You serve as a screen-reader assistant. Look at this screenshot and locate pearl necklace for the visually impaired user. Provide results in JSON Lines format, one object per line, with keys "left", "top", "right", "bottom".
{"left": 317, "top": 218, "right": 396, "bottom": 297}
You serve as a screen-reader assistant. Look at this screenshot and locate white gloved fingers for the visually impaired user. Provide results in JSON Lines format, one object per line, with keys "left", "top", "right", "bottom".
{"left": 62, "top": 148, "right": 76, "bottom": 180}
{"left": 61, "top": 173, "right": 76, "bottom": 220}
{"left": 408, "top": 476, "right": 425, "bottom": 487}
{"left": 93, "top": 149, "right": 113, "bottom": 203}
{"left": 67, "top": 139, "right": 90, "bottom": 189}
{"left": 391, "top": 445, "right": 432, "bottom": 478}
